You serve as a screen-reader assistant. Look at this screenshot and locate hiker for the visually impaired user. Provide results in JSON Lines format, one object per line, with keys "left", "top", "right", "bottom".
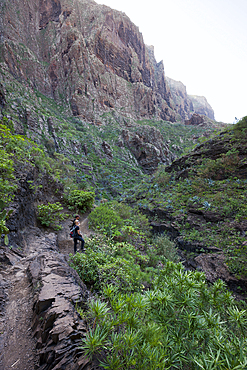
{"left": 72, "top": 215, "right": 85, "bottom": 254}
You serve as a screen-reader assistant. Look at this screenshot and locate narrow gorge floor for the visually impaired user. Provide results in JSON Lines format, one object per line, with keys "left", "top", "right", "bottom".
{"left": 0, "top": 215, "right": 92, "bottom": 370}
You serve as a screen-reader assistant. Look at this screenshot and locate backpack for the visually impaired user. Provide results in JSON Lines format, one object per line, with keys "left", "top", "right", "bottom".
{"left": 69, "top": 225, "right": 77, "bottom": 238}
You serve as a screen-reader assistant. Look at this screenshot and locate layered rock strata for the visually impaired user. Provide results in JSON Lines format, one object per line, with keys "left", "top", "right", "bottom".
{"left": 1, "top": 0, "right": 177, "bottom": 122}
{"left": 27, "top": 232, "right": 92, "bottom": 370}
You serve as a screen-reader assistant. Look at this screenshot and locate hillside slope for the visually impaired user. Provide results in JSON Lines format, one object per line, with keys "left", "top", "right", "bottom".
{"left": 123, "top": 117, "right": 247, "bottom": 294}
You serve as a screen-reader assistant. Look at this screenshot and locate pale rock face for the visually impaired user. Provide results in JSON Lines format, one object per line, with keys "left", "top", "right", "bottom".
{"left": 166, "top": 77, "right": 215, "bottom": 121}
{"left": 1, "top": 0, "right": 178, "bottom": 123}
{"left": 189, "top": 95, "right": 215, "bottom": 120}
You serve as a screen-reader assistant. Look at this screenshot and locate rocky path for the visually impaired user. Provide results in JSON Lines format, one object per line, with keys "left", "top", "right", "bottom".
{"left": 0, "top": 215, "right": 95, "bottom": 370}
{"left": 0, "top": 235, "right": 41, "bottom": 370}
{"left": 0, "top": 258, "right": 39, "bottom": 370}
{"left": 57, "top": 214, "right": 92, "bottom": 257}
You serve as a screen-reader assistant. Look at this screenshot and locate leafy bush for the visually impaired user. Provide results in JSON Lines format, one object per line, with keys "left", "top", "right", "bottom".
{"left": 66, "top": 189, "right": 95, "bottom": 213}
{"left": 80, "top": 262, "right": 247, "bottom": 370}
{"left": 111, "top": 201, "right": 131, "bottom": 220}
{"left": 37, "top": 202, "right": 68, "bottom": 230}
{"left": 0, "top": 126, "right": 18, "bottom": 202}
{"left": 153, "top": 165, "right": 171, "bottom": 186}
{"left": 88, "top": 203, "right": 124, "bottom": 235}
{"left": 233, "top": 115, "right": 247, "bottom": 138}
{"left": 89, "top": 201, "right": 151, "bottom": 241}
{"left": 130, "top": 208, "right": 151, "bottom": 236}
{"left": 69, "top": 235, "right": 148, "bottom": 293}
{"left": 0, "top": 200, "right": 13, "bottom": 245}
{"left": 197, "top": 151, "right": 241, "bottom": 180}
{"left": 0, "top": 117, "right": 77, "bottom": 190}
{"left": 147, "top": 234, "right": 179, "bottom": 267}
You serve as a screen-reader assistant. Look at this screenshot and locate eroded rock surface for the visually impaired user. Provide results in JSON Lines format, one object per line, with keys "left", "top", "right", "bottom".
{"left": 1, "top": 0, "right": 177, "bottom": 123}
{"left": 0, "top": 227, "right": 97, "bottom": 370}
{"left": 185, "top": 113, "right": 215, "bottom": 127}
{"left": 165, "top": 130, "right": 247, "bottom": 180}
{"left": 122, "top": 125, "right": 175, "bottom": 173}
{"left": 189, "top": 95, "right": 215, "bottom": 120}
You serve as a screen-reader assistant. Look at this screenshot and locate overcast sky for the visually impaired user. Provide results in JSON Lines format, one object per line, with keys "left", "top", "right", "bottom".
{"left": 95, "top": 0, "right": 246, "bottom": 123}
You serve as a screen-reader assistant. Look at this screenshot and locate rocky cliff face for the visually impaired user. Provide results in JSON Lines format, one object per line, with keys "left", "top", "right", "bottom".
{"left": 166, "top": 77, "right": 215, "bottom": 121}
{"left": 189, "top": 95, "right": 215, "bottom": 120}
{"left": 1, "top": 0, "right": 177, "bottom": 123}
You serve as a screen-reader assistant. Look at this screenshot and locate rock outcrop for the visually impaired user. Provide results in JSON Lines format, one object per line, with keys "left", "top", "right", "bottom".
{"left": 165, "top": 129, "right": 247, "bottom": 180}
{"left": 166, "top": 77, "right": 215, "bottom": 121}
{"left": 185, "top": 113, "right": 215, "bottom": 127}
{"left": 0, "top": 83, "right": 6, "bottom": 111}
{"left": 27, "top": 231, "right": 91, "bottom": 370}
{"left": 122, "top": 125, "right": 175, "bottom": 173}
{"left": 0, "top": 226, "right": 97, "bottom": 370}
{"left": 1, "top": 0, "right": 177, "bottom": 123}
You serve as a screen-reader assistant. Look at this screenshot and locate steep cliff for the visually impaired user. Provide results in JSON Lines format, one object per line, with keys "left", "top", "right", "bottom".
{"left": 0, "top": 0, "right": 177, "bottom": 123}
{"left": 189, "top": 95, "right": 215, "bottom": 120}
{"left": 166, "top": 77, "right": 215, "bottom": 121}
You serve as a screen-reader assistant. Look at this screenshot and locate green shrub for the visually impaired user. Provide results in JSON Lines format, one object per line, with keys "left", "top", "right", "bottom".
{"left": 37, "top": 202, "right": 68, "bottom": 230}
{"left": 153, "top": 165, "right": 171, "bottom": 186}
{"left": 233, "top": 115, "right": 247, "bottom": 139}
{"left": 197, "top": 153, "right": 241, "bottom": 180}
{"left": 89, "top": 201, "right": 151, "bottom": 241}
{"left": 0, "top": 118, "right": 77, "bottom": 189}
{"left": 69, "top": 235, "right": 147, "bottom": 293}
{"left": 66, "top": 189, "right": 95, "bottom": 212}
{"left": 0, "top": 200, "right": 13, "bottom": 245}
{"left": 88, "top": 203, "right": 124, "bottom": 234}
{"left": 130, "top": 209, "right": 151, "bottom": 236}
{"left": 111, "top": 201, "right": 131, "bottom": 220}
{"left": 147, "top": 234, "right": 179, "bottom": 267}
{"left": 80, "top": 262, "right": 247, "bottom": 370}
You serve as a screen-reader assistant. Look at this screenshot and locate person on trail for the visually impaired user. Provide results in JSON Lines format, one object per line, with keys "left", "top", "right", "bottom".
{"left": 73, "top": 215, "right": 85, "bottom": 254}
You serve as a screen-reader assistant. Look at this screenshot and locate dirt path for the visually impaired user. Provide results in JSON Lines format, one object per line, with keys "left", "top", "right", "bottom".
{"left": 0, "top": 215, "right": 92, "bottom": 370}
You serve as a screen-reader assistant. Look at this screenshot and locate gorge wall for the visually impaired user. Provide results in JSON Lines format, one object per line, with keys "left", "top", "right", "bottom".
{"left": 166, "top": 77, "right": 215, "bottom": 121}
{"left": 0, "top": 0, "right": 214, "bottom": 123}
{"left": 1, "top": 0, "right": 176, "bottom": 123}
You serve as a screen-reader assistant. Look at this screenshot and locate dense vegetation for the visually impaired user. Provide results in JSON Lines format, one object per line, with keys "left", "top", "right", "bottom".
{"left": 0, "top": 116, "right": 76, "bottom": 235}
{"left": 0, "top": 71, "right": 222, "bottom": 200}
{"left": 1, "top": 70, "right": 247, "bottom": 369}
{"left": 122, "top": 117, "right": 247, "bottom": 280}
{"left": 70, "top": 201, "right": 247, "bottom": 370}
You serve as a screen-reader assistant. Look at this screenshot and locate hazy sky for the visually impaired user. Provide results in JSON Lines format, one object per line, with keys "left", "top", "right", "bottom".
{"left": 95, "top": 0, "right": 246, "bottom": 123}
